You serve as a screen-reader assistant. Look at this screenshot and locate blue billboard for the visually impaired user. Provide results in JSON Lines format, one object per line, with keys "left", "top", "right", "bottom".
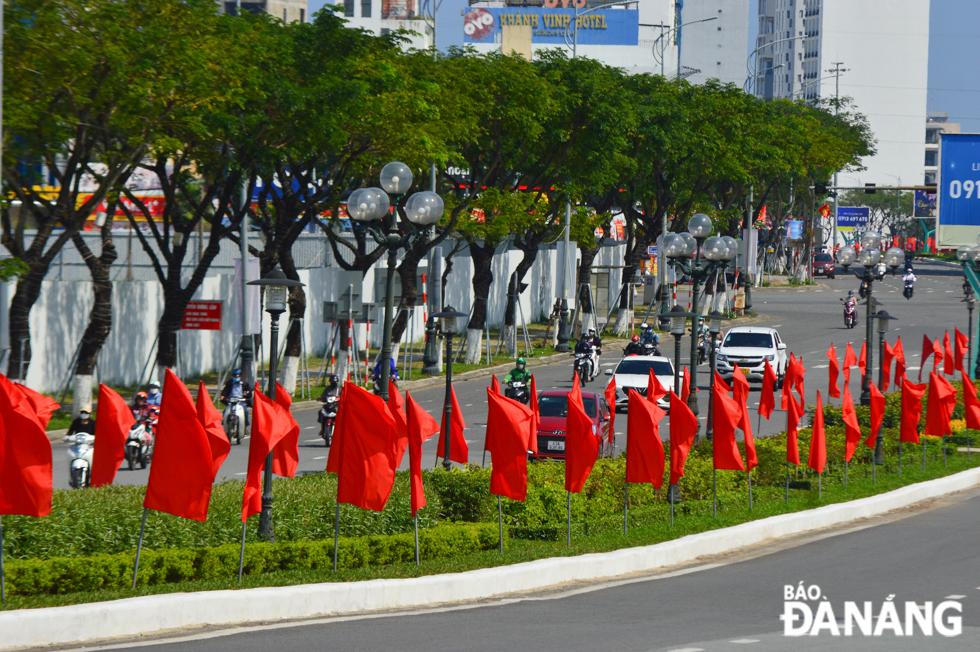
{"left": 938, "top": 133, "right": 980, "bottom": 245}
{"left": 836, "top": 207, "right": 870, "bottom": 231}
{"left": 462, "top": 7, "right": 639, "bottom": 46}
{"left": 786, "top": 220, "right": 803, "bottom": 240}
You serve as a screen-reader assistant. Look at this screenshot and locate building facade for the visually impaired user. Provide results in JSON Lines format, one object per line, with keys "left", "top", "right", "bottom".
{"left": 330, "top": 0, "right": 433, "bottom": 49}
{"left": 221, "top": 1, "right": 309, "bottom": 23}
{"left": 924, "top": 113, "right": 960, "bottom": 186}
{"left": 677, "top": 0, "right": 750, "bottom": 87}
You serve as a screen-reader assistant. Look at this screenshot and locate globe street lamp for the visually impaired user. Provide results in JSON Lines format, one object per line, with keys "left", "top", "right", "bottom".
{"left": 837, "top": 233, "right": 903, "bottom": 406}
{"left": 347, "top": 163, "right": 444, "bottom": 402}
{"left": 248, "top": 265, "right": 305, "bottom": 542}
{"left": 869, "top": 309, "right": 898, "bottom": 464}
{"left": 664, "top": 214, "right": 737, "bottom": 427}
{"left": 957, "top": 241, "right": 980, "bottom": 378}
{"left": 432, "top": 307, "right": 467, "bottom": 471}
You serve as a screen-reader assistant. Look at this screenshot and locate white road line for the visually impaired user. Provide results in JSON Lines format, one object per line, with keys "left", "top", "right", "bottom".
{"left": 304, "top": 439, "right": 322, "bottom": 443}
{"left": 234, "top": 472, "right": 246, "bottom": 476}
{"left": 946, "top": 594, "right": 967, "bottom": 599}
{"left": 303, "top": 426, "right": 315, "bottom": 430}
{"left": 667, "top": 648, "right": 706, "bottom": 652}
{"left": 812, "top": 364, "right": 829, "bottom": 369}
{"left": 730, "top": 640, "right": 760, "bottom": 644}
{"left": 312, "top": 456, "right": 327, "bottom": 460}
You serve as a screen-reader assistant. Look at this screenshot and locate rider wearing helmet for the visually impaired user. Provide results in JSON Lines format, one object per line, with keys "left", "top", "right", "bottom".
{"left": 220, "top": 369, "right": 252, "bottom": 428}
{"left": 624, "top": 335, "right": 644, "bottom": 356}
{"left": 845, "top": 290, "right": 857, "bottom": 308}
{"left": 639, "top": 323, "right": 659, "bottom": 348}
{"left": 145, "top": 381, "right": 162, "bottom": 406}
{"left": 131, "top": 391, "right": 152, "bottom": 422}
{"left": 319, "top": 374, "right": 341, "bottom": 401}
{"left": 504, "top": 357, "right": 533, "bottom": 384}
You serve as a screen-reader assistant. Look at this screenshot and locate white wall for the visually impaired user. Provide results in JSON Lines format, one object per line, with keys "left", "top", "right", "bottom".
{"left": 681, "top": 0, "right": 751, "bottom": 87}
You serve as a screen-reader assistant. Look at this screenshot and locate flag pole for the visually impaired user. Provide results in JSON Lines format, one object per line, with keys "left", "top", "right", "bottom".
{"left": 844, "top": 460, "right": 848, "bottom": 489}
{"left": 237, "top": 520, "right": 246, "bottom": 583}
{"left": 943, "top": 434, "right": 947, "bottom": 467}
{"left": 482, "top": 447, "right": 488, "bottom": 467}
{"left": 623, "top": 482, "right": 628, "bottom": 535}
{"left": 566, "top": 491, "right": 572, "bottom": 546}
{"left": 0, "top": 515, "right": 5, "bottom": 603}
{"left": 414, "top": 514, "right": 420, "bottom": 566}
{"left": 712, "top": 470, "right": 717, "bottom": 518}
{"left": 872, "top": 448, "right": 876, "bottom": 485}
{"left": 333, "top": 502, "right": 340, "bottom": 572}
{"left": 922, "top": 436, "right": 927, "bottom": 472}
{"left": 784, "top": 462, "right": 789, "bottom": 504}
{"left": 498, "top": 496, "right": 503, "bottom": 554}
{"left": 898, "top": 441, "right": 902, "bottom": 477}
{"left": 131, "top": 508, "right": 148, "bottom": 590}
{"left": 818, "top": 471, "right": 822, "bottom": 498}
{"left": 669, "top": 485, "right": 674, "bottom": 527}
{"left": 747, "top": 470, "right": 753, "bottom": 511}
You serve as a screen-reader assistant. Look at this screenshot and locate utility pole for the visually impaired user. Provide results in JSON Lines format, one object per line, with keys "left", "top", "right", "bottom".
{"left": 828, "top": 62, "right": 848, "bottom": 253}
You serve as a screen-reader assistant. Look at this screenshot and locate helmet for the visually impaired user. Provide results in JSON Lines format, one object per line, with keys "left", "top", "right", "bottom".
{"left": 328, "top": 374, "right": 339, "bottom": 386}
{"left": 516, "top": 357, "right": 526, "bottom": 370}
{"left": 148, "top": 381, "right": 160, "bottom": 389}
{"left": 848, "top": 290, "right": 854, "bottom": 297}
{"left": 588, "top": 328, "right": 596, "bottom": 335}
{"left": 632, "top": 335, "right": 640, "bottom": 342}
{"left": 232, "top": 368, "right": 242, "bottom": 377}
{"left": 640, "top": 323, "right": 649, "bottom": 330}
{"left": 135, "top": 392, "right": 147, "bottom": 402}
{"left": 149, "top": 406, "right": 160, "bottom": 416}
{"left": 80, "top": 403, "right": 93, "bottom": 416}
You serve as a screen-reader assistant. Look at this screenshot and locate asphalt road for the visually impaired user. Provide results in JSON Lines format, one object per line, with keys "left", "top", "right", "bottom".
{"left": 78, "top": 482, "right": 980, "bottom": 652}
{"left": 49, "top": 259, "right": 968, "bottom": 489}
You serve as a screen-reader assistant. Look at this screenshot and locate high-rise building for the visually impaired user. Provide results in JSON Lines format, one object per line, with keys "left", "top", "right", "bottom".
{"left": 327, "top": 0, "right": 433, "bottom": 49}
{"left": 752, "top": 0, "right": 931, "bottom": 187}
{"left": 924, "top": 112, "right": 960, "bottom": 186}
{"left": 677, "top": 0, "right": 751, "bottom": 87}
{"left": 221, "top": 1, "right": 309, "bottom": 23}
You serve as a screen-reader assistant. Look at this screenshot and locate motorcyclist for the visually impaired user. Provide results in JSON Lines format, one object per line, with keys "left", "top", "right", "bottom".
{"left": 145, "top": 381, "right": 162, "bottom": 407}
{"left": 318, "top": 374, "right": 341, "bottom": 426}
{"left": 903, "top": 268, "right": 916, "bottom": 298}
{"left": 640, "top": 323, "right": 659, "bottom": 348}
{"left": 844, "top": 290, "right": 857, "bottom": 309}
{"left": 131, "top": 392, "right": 152, "bottom": 422}
{"left": 220, "top": 369, "right": 251, "bottom": 429}
{"left": 503, "top": 357, "right": 533, "bottom": 384}
{"left": 584, "top": 328, "right": 602, "bottom": 378}
{"left": 372, "top": 357, "right": 399, "bottom": 382}
{"left": 65, "top": 404, "right": 95, "bottom": 438}
{"left": 624, "top": 335, "right": 645, "bottom": 356}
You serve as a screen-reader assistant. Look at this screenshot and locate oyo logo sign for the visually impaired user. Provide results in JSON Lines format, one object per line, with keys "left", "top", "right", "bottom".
{"left": 544, "top": 0, "right": 586, "bottom": 7}
{"left": 463, "top": 8, "right": 495, "bottom": 41}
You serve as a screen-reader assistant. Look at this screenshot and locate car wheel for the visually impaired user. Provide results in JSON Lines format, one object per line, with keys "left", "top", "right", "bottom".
{"left": 776, "top": 375, "right": 784, "bottom": 390}
{"left": 829, "top": 274, "right": 835, "bottom": 279}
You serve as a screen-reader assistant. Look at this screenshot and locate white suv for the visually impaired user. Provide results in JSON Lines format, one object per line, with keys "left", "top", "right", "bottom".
{"left": 715, "top": 326, "right": 787, "bottom": 386}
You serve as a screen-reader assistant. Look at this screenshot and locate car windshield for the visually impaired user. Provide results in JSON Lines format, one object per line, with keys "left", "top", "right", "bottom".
{"left": 723, "top": 332, "right": 774, "bottom": 349}
{"left": 814, "top": 254, "right": 833, "bottom": 262}
{"left": 538, "top": 395, "right": 597, "bottom": 418}
{"left": 615, "top": 359, "right": 674, "bottom": 376}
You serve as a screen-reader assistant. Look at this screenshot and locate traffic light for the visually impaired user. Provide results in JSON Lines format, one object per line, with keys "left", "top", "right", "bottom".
{"left": 865, "top": 183, "right": 876, "bottom": 194}
{"left": 814, "top": 182, "right": 828, "bottom": 194}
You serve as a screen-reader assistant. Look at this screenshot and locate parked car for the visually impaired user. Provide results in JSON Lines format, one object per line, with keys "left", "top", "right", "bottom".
{"left": 604, "top": 355, "right": 675, "bottom": 412}
{"left": 714, "top": 326, "right": 788, "bottom": 386}
{"left": 813, "top": 252, "right": 836, "bottom": 278}
{"left": 531, "top": 390, "right": 614, "bottom": 461}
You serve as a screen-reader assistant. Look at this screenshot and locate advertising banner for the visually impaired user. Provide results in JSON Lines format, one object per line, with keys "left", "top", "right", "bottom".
{"left": 937, "top": 133, "right": 980, "bottom": 246}
{"left": 181, "top": 302, "right": 222, "bottom": 331}
{"left": 786, "top": 220, "right": 804, "bottom": 240}
{"left": 382, "top": 0, "right": 416, "bottom": 20}
{"left": 914, "top": 190, "right": 936, "bottom": 218}
{"left": 463, "top": 7, "right": 639, "bottom": 46}
{"left": 836, "top": 207, "right": 870, "bottom": 231}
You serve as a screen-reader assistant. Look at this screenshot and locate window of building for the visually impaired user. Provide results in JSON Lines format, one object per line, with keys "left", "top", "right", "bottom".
{"left": 362, "top": 0, "right": 372, "bottom": 17}
{"left": 344, "top": 0, "right": 354, "bottom": 17}
{"left": 717, "top": 26, "right": 722, "bottom": 30}
{"left": 283, "top": 8, "right": 287, "bottom": 21}
{"left": 925, "top": 173, "right": 936, "bottom": 185}
{"left": 925, "top": 151, "right": 938, "bottom": 167}
{"left": 300, "top": 8, "right": 305, "bottom": 22}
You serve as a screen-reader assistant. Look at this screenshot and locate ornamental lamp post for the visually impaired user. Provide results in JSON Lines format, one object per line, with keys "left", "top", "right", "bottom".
{"left": 666, "top": 305, "right": 698, "bottom": 396}
{"left": 958, "top": 243, "right": 980, "bottom": 379}
{"left": 433, "top": 307, "right": 467, "bottom": 471}
{"left": 248, "top": 265, "right": 305, "bottom": 542}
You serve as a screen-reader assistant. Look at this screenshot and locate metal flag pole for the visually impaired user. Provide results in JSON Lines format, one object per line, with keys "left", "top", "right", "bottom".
{"left": 748, "top": 470, "right": 753, "bottom": 511}
{"left": 712, "top": 470, "right": 717, "bottom": 517}
{"left": 0, "top": 515, "right": 5, "bottom": 603}
{"left": 922, "top": 436, "right": 927, "bottom": 472}
{"left": 898, "top": 441, "right": 902, "bottom": 477}
{"left": 131, "top": 508, "right": 148, "bottom": 590}
{"left": 237, "top": 520, "right": 247, "bottom": 583}
{"left": 498, "top": 496, "right": 504, "bottom": 554}
{"left": 623, "top": 482, "right": 628, "bottom": 535}
{"left": 872, "top": 447, "right": 876, "bottom": 485}
{"left": 333, "top": 502, "right": 341, "bottom": 572}
{"left": 669, "top": 490, "right": 674, "bottom": 528}
{"left": 943, "top": 433, "right": 947, "bottom": 467}
{"left": 818, "top": 471, "right": 822, "bottom": 498}
{"left": 567, "top": 491, "right": 572, "bottom": 546}
{"left": 785, "top": 462, "right": 789, "bottom": 504}
{"left": 844, "top": 460, "right": 848, "bottom": 488}
{"left": 414, "top": 515, "right": 420, "bottom": 567}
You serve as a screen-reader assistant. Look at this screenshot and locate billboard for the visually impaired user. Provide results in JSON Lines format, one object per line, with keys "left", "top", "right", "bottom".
{"left": 786, "top": 220, "right": 803, "bottom": 240}
{"left": 382, "top": 0, "right": 416, "bottom": 20}
{"left": 462, "top": 8, "right": 639, "bottom": 46}
{"left": 836, "top": 207, "right": 870, "bottom": 231}
{"left": 914, "top": 190, "right": 936, "bottom": 218}
{"left": 937, "top": 133, "right": 980, "bottom": 246}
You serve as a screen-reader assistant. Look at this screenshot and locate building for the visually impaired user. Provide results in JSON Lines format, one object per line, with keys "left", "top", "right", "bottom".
{"left": 220, "top": 1, "right": 309, "bottom": 23}
{"left": 677, "top": 0, "right": 751, "bottom": 87}
{"left": 324, "top": 0, "right": 433, "bottom": 49}
{"left": 752, "top": 0, "right": 931, "bottom": 188}
{"left": 924, "top": 112, "right": 960, "bottom": 186}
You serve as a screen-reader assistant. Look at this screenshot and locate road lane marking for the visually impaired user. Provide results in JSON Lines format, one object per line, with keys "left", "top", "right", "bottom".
{"left": 946, "top": 594, "right": 967, "bottom": 599}
{"left": 730, "top": 640, "right": 760, "bottom": 644}
{"left": 304, "top": 439, "right": 322, "bottom": 443}
{"left": 313, "top": 456, "right": 327, "bottom": 460}
{"left": 304, "top": 426, "right": 315, "bottom": 430}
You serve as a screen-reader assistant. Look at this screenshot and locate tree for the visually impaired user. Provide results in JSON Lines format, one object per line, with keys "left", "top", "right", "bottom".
{"left": 838, "top": 189, "right": 914, "bottom": 238}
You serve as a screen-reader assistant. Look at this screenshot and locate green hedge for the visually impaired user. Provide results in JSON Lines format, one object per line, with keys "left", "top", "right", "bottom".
{"left": 2, "top": 522, "right": 504, "bottom": 596}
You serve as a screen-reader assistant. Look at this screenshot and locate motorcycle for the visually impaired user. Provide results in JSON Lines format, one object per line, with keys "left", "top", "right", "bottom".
{"left": 124, "top": 420, "right": 154, "bottom": 470}
{"left": 372, "top": 370, "right": 399, "bottom": 396}
{"left": 697, "top": 334, "right": 708, "bottom": 364}
{"left": 904, "top": 282, "right": 914, "bottom": 299}
{"left": 642, "top": 341, "right": 661, "bottom": 357}
{"left": 842, "top": 298, "right": 858, "bottom": 328}
{"left": 65, "top": 433, "right": 95, "bottom": 489}
{"left": 858, "top": 280, "right": 868, "bottom": 300}
{"left": 573, "top": 349, "right": 593, "bottom": 384}
{"left": 223, "top": 396, "right": 247, "bottom": 445}
{"left": 319, "top": 393, "right": 340, "bottom": 446}
{"left": 505, "top": 380, "right": 530, "bottom": 405}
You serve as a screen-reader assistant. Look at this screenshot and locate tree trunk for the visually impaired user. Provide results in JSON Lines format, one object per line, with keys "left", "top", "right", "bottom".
{"left": 464, "top": 241, "right": 494, "bottom": 364}
{"left": 6, "top": 264, "right": 49, "bottom": 381}
{"left": 278, "top": 251, "right": 306, "bottom": 395}
{"left": 390, "top": 246, "right": 424, "bottom": 345}
{"left": 577, "top": 241, "right": 600, "bottom": 333}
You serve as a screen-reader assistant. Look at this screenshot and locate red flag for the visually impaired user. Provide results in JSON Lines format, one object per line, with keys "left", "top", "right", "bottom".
{"left": 732, "top": 367, "right": 757, "bottom": 471}
{"left": 943, "top": 332, "right": 955, "bottom": 376}
{"left": 332, "top": 383, "right": 397, "bottom": 512}
{"left": 882, "top": 341, "right": 894, "bottom": 392}
{"left": 955, "top": 329, "right": 969, "bottom": 373}
{"left": 388, "top": 379, "right": 409, "bottom": 468}
{"left": 919, "top": 335, "right": 933, "bottom": 382}
{"left": 570, "top": 370, "right": 582, "bottom": 407}
{"left": 487, "top": 390, "right": 532, "bottom": 501}
{"left": 826, "top": 344, "right": 841, "bottom": 399}
{"left": 565, "top": 386, "right": 599, "bottom": 493}
{"left": 785, "top": 389, "right": 803, "bottom": 466}
{"left": 490, "top": 374, "right": 501, "bottom": 395}
{"left": 894, "top": 337, "right": 906, "bottom": 384}
{"left": 243, "top": 385, "right": 298, "bottom": 521}
{"left": 144, "top": 370, "right": 215, "bottom": 522}
{"left": 963, "top": 377, "right": 980, "bottom": 431}
{"left": 793, "top": 356, "right": 806, "bottom": 405}
{"left": 436, "top": 386, "right": 468, "bottom": 465}
{"left": 759, "top": 358, "right": 776, "bottom": 419}
{"left": 714, "top": 371, "right": 732, "bottom": 396}
{"left": 668, "top": 391, "right": 697, "bottom": 485}
{"left": 808, "top": 392, "right": 827, "bottom": 474}
{"left": 925, "top": 372, "right": 957, "bottom": 438}
{"left": 681, "top": 366, "right": 691, "bottom": 404}
{"left": 858, "top": 342, "right": 867, "bottom": 386}
{"left": 900, "top": 380, "right": 927, "bottom": 444}
{"left": 529, "top": 376, "right": 541, "bottom": 454}
{"left": 0, "top": 375, "right": 52, "bottom": 517}
{"left": 90, "top": 384, "right": 134, "bottom": 488}
{"left": 269, "top": 383, "right": 300, "bottom": 479}
{"left": 843, "top": 343, "right": 857, "bottom": 387}
{"left": 712, "top": 383, "right": 745, "bottom": 472}
{"left": 933, "top": 337, "right": 944, "bottom": 375}
{"left": 405, "top": 392, "right": 439, "bottom": 518}
{"left": 625, "top": 389, "right": 665, "bottom": 488}
{"left": 646, "top": 369, "right": 668, "bottom": 404}
{"left": 818, "top": 204, "right": 830, "bottom": 218}
{"left": 864, "top": 383, "right": 885, "bottom": 449}
{"left": 196, "top": 382, "right": 230, "bottom": 481}
{"left": 782, "top": 354, "right": 802, "bottom": 410}
{"left": 17, "top": 385, "right": 60, "bottom": 429}
{"left": 842, "top": 387, "right": 862, "bottom": 463}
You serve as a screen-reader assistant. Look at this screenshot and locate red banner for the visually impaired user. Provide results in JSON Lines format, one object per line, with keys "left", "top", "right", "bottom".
{"left": 181, "top": 302, "right": 222, "bottom": 330}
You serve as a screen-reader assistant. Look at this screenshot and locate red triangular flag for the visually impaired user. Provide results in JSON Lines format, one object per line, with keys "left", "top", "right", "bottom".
{"left": 864, "top": 383, "right": 885, "bottom": 449}
{"left": 933, "top": 337, "right": 944, "bottom": 375}
{"left": 529, "top": 376, "right": 541, "bottom": 454}
{"left": 963, "top": 376, "right": 980, "bottom": 431}
{"left": 196, "top": 381, "right": 230, "bottom": 481}
{"left": 714, "top": 371, "right": 732, "bottom": 397}
{"left": 894, "top": 336, "right": 906, "bottom": 384}
{"left": 570, "top": 370, "right": 582, "bottom": 407}
{"left": 487, "top": 390, "right": 532, "bottom": 501}
{"left": 144, "top": 370, "right": 215, "bottom": 522}
{"left": 668, "top": 391, "right": 697, "bottom": 485}
{"left": 712, "top": 384, "right": 746, "bottom": 472}
{"left": 680, "top": 366, "right": 691, "bottom": 404}
{"left": 647, "top": 368, "right": 668, "bottom": 404}
{"left": 732, "top": 367, "right": 757, "bottom": 471}
{"left": 882, "top": 341, "right": 894, "bottom": 392}
{"left": 388, "top": 379, "right": 409, "bottom": 468}
{"left": 333, "top": 383, "right": 398, "bottom": 512}
{"left": 842, "top": 386, "right": 862, "bottom": 463}
{"left": 17, "top": 385, "right": 60, "bottom": 429}
{"left": 785, "top": 390, "right": 803, "bottom": 466}
{"left": 918, "top": 334, "right": 933, "bottom": 382}
{"left": 603, "top": 375, "right": 616, "bottom": 444}
{"left": 490, "top": 374, "right": 501, "bottom": 395}
{"left": 625, "top": 389, "right": 665, "bottom": 488}
{"left": 843, "top": 343, "right": 858, "bottom": 387}
{"left": 565, "top": 386, "right": 599, "bottom": 493}
{"left": 900, "top": 380, "right": 927, "bottom": 444}
{"left": 826, "top": 344, "right": 841, "bottom": 399}
{"left": 406, "top": 392, "right": 439, "bottom": 518}
{"left": 943, "top": 332, "right": 955, "bottom": 376}
{"left": 90, "top": 384, "right": 135, "bottom": 488}
{"left": 924, "top": 372, "right": 957, "bottom": 438}
{"left": 759, "top": 358, "right": 776, "bottom": 419}
{"left": 955, "top": 329, "right": 969, "bottom": 373}
{"left": 808, "top": 392, "right": 827, "bottom": 474}
{"left": 243, "top": 384, "right": 297, "bottom": 521}
{"left": 858, "top": 341, "right": 867, "bottom": 386}
{"left": 270, "top": 383, "right": 300, "bottom": 479}
{"left": 0, "top": 375, "right": 53, "bottom": 517}
{"left": 436, "top": 386, "right": 468, "bottom": 465}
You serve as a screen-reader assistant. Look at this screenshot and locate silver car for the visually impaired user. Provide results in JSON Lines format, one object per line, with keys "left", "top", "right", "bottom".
{"left": 714, "top": 326, "right": 788, "bottom": 386}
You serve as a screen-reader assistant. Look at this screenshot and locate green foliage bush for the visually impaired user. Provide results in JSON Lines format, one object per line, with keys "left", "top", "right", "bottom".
{"left": 2, "top": 522, "right": 503, "bottom": 596}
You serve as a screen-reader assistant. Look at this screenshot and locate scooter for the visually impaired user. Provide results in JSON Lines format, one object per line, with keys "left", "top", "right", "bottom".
{"left": 319, "top": 393, "right": 340, "bottom": 446}
{"left": 904, "top": 282, "right": 914, "bottom": 299}
{"left": 371, "top": 370, "right": 399, "bottom": 396}
{"left": 65, "top": 433, "right": 95, "bottom": 489}
{"left": 573, "top": 349, "right": 592, "bottom": 385}
{"left": 641, "top": 341, "right": 661, "bottom": 357}
{"left": 223, "top": 396, "right": 247, "bottom": 445}
{"left": 842, "top": 298, "right": 858, "bottom": 328}
{"left": 858, "top": 281, "right": 868, "bottom": 299}
{"left": 125, "top": 420, "right": 154, "bottom": 470}
{"left": 505, "top": 380, "right": 530, "bottom": 405}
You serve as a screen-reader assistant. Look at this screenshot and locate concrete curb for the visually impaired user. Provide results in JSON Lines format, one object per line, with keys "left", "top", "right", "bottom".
{"left": 4, "top": 466, "right": 980, "bottom": 650}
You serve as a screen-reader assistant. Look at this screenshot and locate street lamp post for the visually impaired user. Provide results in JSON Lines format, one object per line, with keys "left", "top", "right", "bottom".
{"left": 433, "top": 307, "right": 467, "bottom": 470}
{"left": 956, "top": 242, "right": 980, "bottom": 379}
{"left": 346, "top": 163, "right": 444, "bottom": 402}
{"left": 667, "top": 305, "right": 697, "bottom": 395}
{"left": 248, "top": 266, "right": 305, "bottom": 542}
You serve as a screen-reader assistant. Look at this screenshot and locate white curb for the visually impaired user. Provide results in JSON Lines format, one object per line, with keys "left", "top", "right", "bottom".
{"left": 4, "top": 466, "right": 980, "bottom": 650}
